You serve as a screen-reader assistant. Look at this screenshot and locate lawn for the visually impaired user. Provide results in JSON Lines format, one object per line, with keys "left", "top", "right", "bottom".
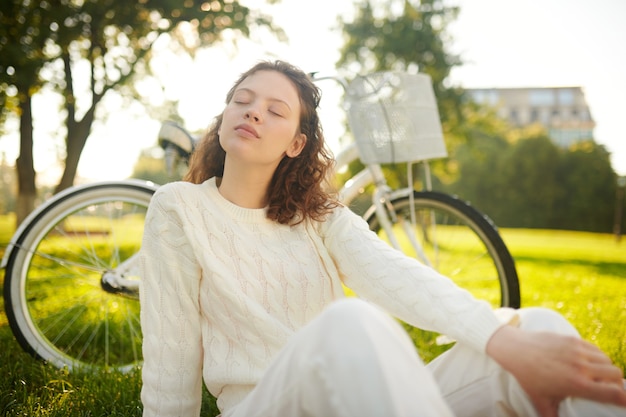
{"left": 0, "top": 212, "right": 625, "bottom": 415}
{"left": 501, "top": 228, "right": 626, "bottom": 371}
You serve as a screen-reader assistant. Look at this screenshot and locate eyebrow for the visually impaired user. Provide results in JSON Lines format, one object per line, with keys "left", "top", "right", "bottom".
{"left": 234, "top": 87, "right": 292, "bottom": 111}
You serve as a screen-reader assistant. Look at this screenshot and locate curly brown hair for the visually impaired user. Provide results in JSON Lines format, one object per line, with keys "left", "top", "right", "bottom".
{"left": 184, "top": 60, "right": 339, "bottom": 225}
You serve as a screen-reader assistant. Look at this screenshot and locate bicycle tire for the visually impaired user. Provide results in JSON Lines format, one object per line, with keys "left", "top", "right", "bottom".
{"left": 3, "top": 181, "right": 156, "bottom": 372}
{"left": 364, "top": 191, "right": 520, "bottom": 309}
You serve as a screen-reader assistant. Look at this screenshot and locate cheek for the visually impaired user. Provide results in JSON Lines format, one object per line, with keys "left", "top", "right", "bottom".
{"left": 218, "top": 108, "right": 236, "bottom": 136}
{"left": 221, "top": 106, "right": 236, "bottom": 124}
{"left": 218, "top": 131, "right": 227, "bottom": 150}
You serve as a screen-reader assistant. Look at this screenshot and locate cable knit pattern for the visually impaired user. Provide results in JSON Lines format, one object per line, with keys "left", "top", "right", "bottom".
{"left": 139, "top": 177, "right": 503, "bottom": 416}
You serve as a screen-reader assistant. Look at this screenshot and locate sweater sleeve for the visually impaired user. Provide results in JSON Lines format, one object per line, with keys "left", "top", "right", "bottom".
{"left": 139, "top": 184, "right": 204, "bottom": 417}
{"left": 322, "top": 206, "right": 503, "bottom": 353}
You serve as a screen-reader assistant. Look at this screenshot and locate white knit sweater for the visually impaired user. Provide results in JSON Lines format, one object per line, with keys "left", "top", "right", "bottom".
{"left": 139, "top": 177, "right": 503, "bottom": 416}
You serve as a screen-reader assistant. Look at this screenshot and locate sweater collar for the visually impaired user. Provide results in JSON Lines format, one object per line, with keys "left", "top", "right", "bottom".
{"left": 204, "top": 177, "right": 270, "bottom": 224}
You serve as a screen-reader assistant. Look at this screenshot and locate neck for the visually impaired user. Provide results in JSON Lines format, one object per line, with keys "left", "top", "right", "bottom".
{"left": 217, "top": 160, "right": 274, "bottom": 208}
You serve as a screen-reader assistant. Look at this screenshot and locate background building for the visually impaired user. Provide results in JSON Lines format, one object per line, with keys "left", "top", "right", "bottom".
{"left": 466, "top": 87, "right": 595, "bottom": 147}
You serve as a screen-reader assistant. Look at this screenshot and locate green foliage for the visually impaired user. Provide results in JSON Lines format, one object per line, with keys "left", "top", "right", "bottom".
{"left": 446, "top": 127, "right": 618, "bottom": 232}
{"left": 443, "top": 104, "right": 512, "bottom": 206}
{"left": 0, "top": 1, "right": 52, "bottom": 120}
{"left": 552, "top": 142, "right": 616, "bottom": 232}
{"left": 0, "top": 0, "right": 268, "bottom": 97}
{"left": 499, "top": 135, "right": 562, "bottom": 227}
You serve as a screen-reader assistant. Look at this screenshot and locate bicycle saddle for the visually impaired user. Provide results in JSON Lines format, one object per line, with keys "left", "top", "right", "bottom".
{"left": 158, "top": 121, "right": 197, "bottom": 158}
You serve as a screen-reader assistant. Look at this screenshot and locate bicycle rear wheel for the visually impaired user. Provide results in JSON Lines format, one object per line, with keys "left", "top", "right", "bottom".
{"left": 364, "top": 191, "right": 520, "bottom": 309}
{"left": 364, "top": 190, "right": 519, "bottom": 361}
{"left": 3, "top": 181, "right": 156, "bottom": 372}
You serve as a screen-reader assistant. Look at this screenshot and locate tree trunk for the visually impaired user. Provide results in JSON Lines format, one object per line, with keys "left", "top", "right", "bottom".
{"left": 15, "top": 93, "right": 37, "bottom": 226}
{"left": 54, "top": 51, "right": 98, "bottom": 194}
{"left": 55, "top": 113, "right": 93, "bottom": 193}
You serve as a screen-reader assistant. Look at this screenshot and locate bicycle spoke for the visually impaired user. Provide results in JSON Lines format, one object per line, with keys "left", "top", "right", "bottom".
{"left": 4, "top": 183, "right": 152, "bottom": 371}
{"left": 12, "top": 243, "right": 106, "bottom": 274}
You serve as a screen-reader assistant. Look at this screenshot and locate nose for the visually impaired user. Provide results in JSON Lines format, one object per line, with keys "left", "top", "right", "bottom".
{"left": 244, "top": 108, "right": 262, "bottom": 123}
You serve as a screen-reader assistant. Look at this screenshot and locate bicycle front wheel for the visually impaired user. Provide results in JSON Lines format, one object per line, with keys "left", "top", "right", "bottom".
{"left": 3, "top": 181, "right": 156, "bottom": 372}
{"left": 364, "top": 191, "right": 520, "bottom": 309}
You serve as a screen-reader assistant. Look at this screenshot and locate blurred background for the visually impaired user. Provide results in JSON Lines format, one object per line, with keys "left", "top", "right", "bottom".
{"left": 1, "top": 0, "right": 625, "bottom": 234}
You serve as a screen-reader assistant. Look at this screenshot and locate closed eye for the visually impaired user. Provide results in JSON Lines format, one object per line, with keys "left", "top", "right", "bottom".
{"left": 232, "top": 89, "right": 252, "bottom": 105}
{"left": 269, "top": 102, "right": 289, "bottom": 117}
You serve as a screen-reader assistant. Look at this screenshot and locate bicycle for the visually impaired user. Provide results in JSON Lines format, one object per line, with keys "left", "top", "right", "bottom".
{"left": 1, "top": 71, "right": 520, "bottom": 373}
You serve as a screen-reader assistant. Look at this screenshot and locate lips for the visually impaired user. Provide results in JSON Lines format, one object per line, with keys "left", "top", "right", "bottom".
{"left": 234, "top": 123, "right": 259, "bottom": 138}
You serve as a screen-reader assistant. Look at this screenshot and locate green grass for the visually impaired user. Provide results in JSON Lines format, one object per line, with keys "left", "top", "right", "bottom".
{"left": 1, "top": 216, "right": 625, "bottom": 415}
{"left": 0, "top": 213, "right": 15, "bottom": 243}
{"left": 500, "top": 228, "right": 626, "bottom": 371}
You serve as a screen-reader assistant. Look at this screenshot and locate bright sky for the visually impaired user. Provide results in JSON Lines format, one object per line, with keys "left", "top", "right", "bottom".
{"left": 2, "top": 0, "right": 625, "bottom": 184}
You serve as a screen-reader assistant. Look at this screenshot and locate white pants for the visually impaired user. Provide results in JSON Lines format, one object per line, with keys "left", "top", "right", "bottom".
{"left": 223, "top": 299, "right": 626, "bottom": 417}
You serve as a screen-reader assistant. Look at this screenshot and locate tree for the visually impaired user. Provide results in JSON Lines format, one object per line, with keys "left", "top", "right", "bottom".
{"left": 498, "top": 134, "right": 562, "bottom": 228}
{"left": 0, "top": 1, "right": 55, "bottom": 221}
{"left": 337, "top": 0, "right": 468, "bottom": 189}
{"left": 446, "top": 103, "right": 513, "bottom": 219}
{"left": 553, "top": 141, "right": 616, "bottom": 232}
{"left": 0, "top": 0, "right": 278, "bottom": 224}
{"left": 338, "top": 0, "right": 463, "bottom": 128}
{"left": 448, "top": 126, "right": 617, "bottom": 232}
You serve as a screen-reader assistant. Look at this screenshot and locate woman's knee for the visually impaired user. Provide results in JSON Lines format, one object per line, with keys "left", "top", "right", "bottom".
{"left": 316, "top": 298, "right": 415, "bottom": 352}
{"left": 517, "top": 307, "right": 580, "bottom": 336}
{"left": 317, "top": 298, "right": 387, "bottom": 329}
{"left": 322, "top": 297, "right": 379, "bottom": 316}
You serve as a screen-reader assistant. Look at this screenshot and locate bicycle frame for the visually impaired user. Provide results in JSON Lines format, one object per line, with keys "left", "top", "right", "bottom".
{"left": 314, "top": 72, "right": 437, "bottom": 266}
{"left": 334, "top": 140, "right": 434, "bottom": 267}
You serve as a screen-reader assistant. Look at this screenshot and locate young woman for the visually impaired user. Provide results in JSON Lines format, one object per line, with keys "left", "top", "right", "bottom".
{"left": 139, "top": 60, "right": 626, "bottom": 417}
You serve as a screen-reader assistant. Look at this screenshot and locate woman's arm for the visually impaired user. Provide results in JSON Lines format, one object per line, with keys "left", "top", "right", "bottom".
{"left": 486, "top": 325, "right": 626, "bottom": 417}
{"left": 321, "top": 206, "right": 503, "bottom": 353}
{"left": 140, "top": 186, "right": 204, "bottom": 417}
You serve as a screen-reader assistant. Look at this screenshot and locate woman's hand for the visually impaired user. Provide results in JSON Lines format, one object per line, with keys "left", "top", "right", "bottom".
{"left": 486, "top": 325, "right": 626, "bottom": 417}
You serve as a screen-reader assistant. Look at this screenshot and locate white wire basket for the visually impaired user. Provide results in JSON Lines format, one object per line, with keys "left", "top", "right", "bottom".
{"left": 344, "top": 71, "right": 447, "bottom": 165}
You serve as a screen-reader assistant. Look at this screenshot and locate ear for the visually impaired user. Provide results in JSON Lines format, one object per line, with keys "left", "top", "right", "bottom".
{"left": 286, "top": 133, "right": 307, "bottom": 158}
